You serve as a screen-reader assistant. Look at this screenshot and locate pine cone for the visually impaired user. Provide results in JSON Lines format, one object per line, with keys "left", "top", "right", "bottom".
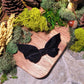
{"left": 2, "top": 0, "right": 42, "bottom": 15}
{"left": 2, "top": 0, "right": 24, "bottom": 15}
{"left": 24, "top": 0, "right": 41, "bottom": 8}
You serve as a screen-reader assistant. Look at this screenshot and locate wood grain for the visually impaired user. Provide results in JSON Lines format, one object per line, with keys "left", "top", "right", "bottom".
{"left": 13, "top": 26, "right": 70, "bottom": 78}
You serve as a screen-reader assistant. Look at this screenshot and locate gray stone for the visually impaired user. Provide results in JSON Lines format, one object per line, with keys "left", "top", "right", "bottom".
{"left": 3, "top": 50, "right": 84, "bottom": 84}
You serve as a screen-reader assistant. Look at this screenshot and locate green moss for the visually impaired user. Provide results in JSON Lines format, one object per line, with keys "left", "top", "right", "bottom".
{"left": 59, "top": 6, "right": 84, "bottom": 22}
{"left": 11, "top": 76, "right": 18, "bottom": 79}
{"left": 70, "top": 28, "right": 84, "bottom": 52}
{"left": 43, "top": 10, "right": 66, "bottom": 30}
{"left": 12, "top": 26, "right": 22, "bottom": 43}
{"left": 6, "top": 41, "right": 18, "bottom": 54}
{"left": 52, "top": 1, "right": 68, "bottom": 13}
{"left": 59, "top": 7, "right": 76, "bottom": 21}
{"left": 0, "top": 52, "right": 16, "bottom": 74}
{"left": 67, "top": 28, "right": 75, "bottom": 48}
{"left": 19, "top": 29, "right": 32, "bottom": 43}
{"left": 14, "top": 8, "right": 49, "bottom": 32}
{"left": 0, "top": 74, "right": 8, "bottom": 83}
{"left": 76, "top": 7, "right": 84, "bottom": 19}
{"left": 41, "top": 0, "right": 55, "bottom": 10}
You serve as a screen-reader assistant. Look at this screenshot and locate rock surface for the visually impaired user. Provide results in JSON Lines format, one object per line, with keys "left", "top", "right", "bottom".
{"left": 3, "top": 50, "right": 84, "bottom": 84}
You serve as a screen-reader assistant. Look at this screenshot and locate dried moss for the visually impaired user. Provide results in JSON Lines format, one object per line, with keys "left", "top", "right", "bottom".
{"left": 70, "top": 28, "right": 84, "bottom": 52}
{"left": 14, "top": 8, "right": 49, "bottom": 32}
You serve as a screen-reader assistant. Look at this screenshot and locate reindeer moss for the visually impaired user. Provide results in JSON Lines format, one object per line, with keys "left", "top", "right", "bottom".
{"left": 14, "top": 8, "right": 49, "bottom": 32}
{"left": 70, "top": 28, "right": 84, "bottom": 52}
{"left": 59, "top": 6, "right": 84, "bottom": 22}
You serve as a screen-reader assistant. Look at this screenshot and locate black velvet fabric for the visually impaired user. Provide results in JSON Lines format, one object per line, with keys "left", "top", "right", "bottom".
{"left": 17, "top": 33, "right": 61, "bottom": 63}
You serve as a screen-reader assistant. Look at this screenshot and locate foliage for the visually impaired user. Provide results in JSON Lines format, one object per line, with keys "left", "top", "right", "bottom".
{"left": 41, "top": 0, "right": 55, "bottom": 10}
{"left": 59, "top": 7, "right": 76, "bottom": 21}
{"left": 14, "top": 8, "right": 49, "bottom": 32}
{"left": 43, "top": 10, "right": 66, "bottom": 30}
{"left": 0, "top": 74, "right": 8, "bottom": 83}
{"left": 70, "top": 28, "right": 84, "bottom": 52}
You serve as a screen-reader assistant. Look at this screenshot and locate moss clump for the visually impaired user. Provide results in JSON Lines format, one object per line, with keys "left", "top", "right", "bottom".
{"left": 19, "top": 30, "right": 32, "bottom": 43}
{"left": 67, "top": 28, "right": 75, "bottom": 48}
{"left": 59, "top": 6, "right": 84, "bottom": 22}
{"left": 12, "top": 26, "right": 22, "bottom": 43}
{"left": 52, "top": 0, "right": 68, "bottom": 13}
{"left": 76, "top": 7, "right": 84, "bottom": 19}
{"left": 59, "top": 7, "right": 76, "bottom": 21}
{"left": 52, "top": 1, "right": 62, "bottom": 13}
{"left": 43, "top": 10, "right": 66, "bottom": 29}
{"left": 0, "top": 52, "right": 16, "bottom": 74}
{"left": 41, "top": 0, "right": 68, "bottom": 13}
{"left": 6, "top": 41, "right": 18, "bottom": 54}
{"left": 41, "top": 0, "right": 55, "bottom": 10}
{"left": 15, "top": 8, "right": 49, "bottom": 32}
{"left": 70, "top": 28, "right": 84, "bottom": 52}
{"left": 0, "top": 74, "right": 8, "bottom": 83}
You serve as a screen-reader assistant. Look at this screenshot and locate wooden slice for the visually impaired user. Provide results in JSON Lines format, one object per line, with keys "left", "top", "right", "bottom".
{"left": 13, "top": 26, "right": 70, "bottom": 78}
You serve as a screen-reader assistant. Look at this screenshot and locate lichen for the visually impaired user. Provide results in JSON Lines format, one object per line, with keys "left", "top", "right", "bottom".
{"left": 14, "top": 8, "right": 49, "bottom": 32}
{"left": 70, "top": 28, "right": 84, "bottom": 52}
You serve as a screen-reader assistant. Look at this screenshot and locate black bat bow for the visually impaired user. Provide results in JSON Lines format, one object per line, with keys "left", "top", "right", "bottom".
{"left": 17, "top": 33, "right": 61, "bottom": 63}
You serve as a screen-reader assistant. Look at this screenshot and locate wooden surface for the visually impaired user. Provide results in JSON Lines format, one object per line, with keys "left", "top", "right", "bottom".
{"left": 14, "top": 26, "right": 70, "bottom": 78}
